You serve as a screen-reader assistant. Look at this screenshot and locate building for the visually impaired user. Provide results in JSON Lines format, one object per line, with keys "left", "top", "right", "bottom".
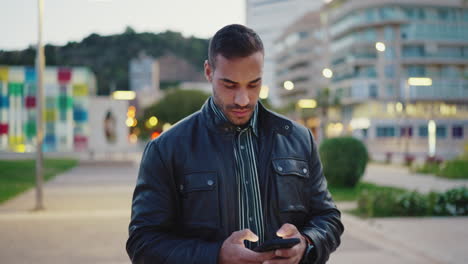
{"left": 246, "top": 0, "right": 322, "bottom": 105}
{"left": 129, "top": 52, "right": 161, "bottom": 109}
{"left": 323, "top": 0, "right": 468, "bottom": 160}
{"left": 0, "top": 66, "right": 95, "bottom": 153}
{"left": 274, "top": 10, "right": 329, "bottom": 103}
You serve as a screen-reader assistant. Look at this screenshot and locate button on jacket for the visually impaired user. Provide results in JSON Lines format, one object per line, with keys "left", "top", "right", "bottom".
{"left": 126, "top": 99, "right": 344, "bottom": 264}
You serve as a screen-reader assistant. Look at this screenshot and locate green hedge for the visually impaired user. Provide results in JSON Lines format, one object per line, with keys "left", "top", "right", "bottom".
{"left": 416, "top": 159, "right": 468, "bottom": 179}
{"left": 319, "top": 137, "right": 368, "bottom": 187}
{"left": 356, "top": 187, "right": 468, "bottom": 217}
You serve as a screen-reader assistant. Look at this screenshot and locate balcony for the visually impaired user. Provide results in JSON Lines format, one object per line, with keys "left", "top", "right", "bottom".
{"left": 405, "top": 79, "right": 468, "bottom": 102}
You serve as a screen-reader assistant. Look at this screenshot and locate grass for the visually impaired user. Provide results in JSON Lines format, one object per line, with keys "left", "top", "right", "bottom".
{"left": 329, "top": 181, "right": 406, "bottom": 202}
{"left": 414, "top": 158, "right": 468, "bottom": 179}
{"left": 0, "top": 159, "right": 78, "bottom": 204}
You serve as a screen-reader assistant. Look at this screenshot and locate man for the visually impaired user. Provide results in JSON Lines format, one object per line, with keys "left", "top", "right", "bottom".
{"left": 127, "top": 24, "right": 343, "bottom": 264}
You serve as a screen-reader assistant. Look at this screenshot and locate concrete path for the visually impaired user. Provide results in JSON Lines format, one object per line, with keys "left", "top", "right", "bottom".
{"left": 0, "top": 162, "right": 138, "bottom": 264}
{"left": 363, "top": 163, "right": 468, "bottom": 193}
{"left": 0, "top": 161, "right": 467, "bottom": 263}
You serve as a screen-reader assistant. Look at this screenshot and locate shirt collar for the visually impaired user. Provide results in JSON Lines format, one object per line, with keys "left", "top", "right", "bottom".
{"left": 209, "top": 96, "right": 259, "bottom": 137}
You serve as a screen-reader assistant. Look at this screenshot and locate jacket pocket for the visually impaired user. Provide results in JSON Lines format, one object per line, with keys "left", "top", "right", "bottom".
{"left": 272, "top": 158, "right": 309, "bottom": 213}
{"left": 180, "top": 172, "right": 220, "bottom": 229}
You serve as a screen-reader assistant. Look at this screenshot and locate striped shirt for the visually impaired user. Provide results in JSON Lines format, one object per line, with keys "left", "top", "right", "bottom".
{"left": 209, "top": 97, "right": 264, "bottom": 249}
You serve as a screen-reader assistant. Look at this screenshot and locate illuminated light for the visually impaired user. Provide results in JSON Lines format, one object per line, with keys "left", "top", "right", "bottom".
{"left": 283, "top": 81, "right": 294, "bottom": 90}
{"left": 151, "top": 131, "right": 161, "bottom": 140}
{"left": 162, "top": 123, "right": 172, "bottom": 132}
{"left": 335, "top": 123, "right": 343, "bottom": 132}
{"left": 375, "top": 42, "right": 386, "bottom": 52}
{"left": 149, "top": 116, "right": 158, "bottom": 127}
{"left": 131, "top": 119, "right": 138, "bottom": 127}
{"left": 126, "top": 117, "right": 134, "bottom": 127}
{"left": 322, "top": 68, "right": 333, "bottom": 79}
{"left": 350, "top": 118, "right": 370, "bottom": 129}
{"left": 451, "top": 105, "right": 457, "bottom": 115}
{"left": 408, "top": 77, "right": 432, "bottom": 86}
{"left": 127, "top": 106, "right": 136, "bottom": 118}
{"left": 129, "top": 134, "right": 138, "bottom": 144}
{"left": 297, "top": 99, "right": 317, "bottom": 109}
{"left": 387, "top": 103, "right": 395, "bottom": 114}
{"left": 259, "top": 85, "right": 269, "bottom": 99}
{"left": 428, "top": 120, "right": 436, "bottom": 157}
{"left": 396, "top": 102, "right": 403, "bottom": 113}
{"left": 324, "top": 0, "right": 333, "bottom": 3}
{"left": 406, "top": 104, "right": 416, "bottom": 115}
{"left": 112, "top": 90, "right": 136, "bottom": 100}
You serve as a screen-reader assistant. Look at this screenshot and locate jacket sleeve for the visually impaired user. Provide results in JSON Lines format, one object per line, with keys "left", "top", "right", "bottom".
{"left": 301, "top": 130, "right": 344, "bottom": 264}
{"left": 126, "top": 140, "right": 223, "bottom": 264}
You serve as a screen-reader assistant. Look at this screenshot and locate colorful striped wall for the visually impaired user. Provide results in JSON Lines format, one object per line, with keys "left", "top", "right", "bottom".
{"left": 0, "top": 66, "right": 94, "bottom": 153}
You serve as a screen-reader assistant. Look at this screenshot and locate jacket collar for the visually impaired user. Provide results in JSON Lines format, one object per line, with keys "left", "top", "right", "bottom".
{"left": 201, "top": 97, "right": 292, "bottom": 136}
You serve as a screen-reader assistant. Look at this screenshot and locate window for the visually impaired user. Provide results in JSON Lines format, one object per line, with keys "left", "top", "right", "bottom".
{"left": 436, "top": 126, "right": 446, "bottom": 138}
{"left": 385, "top": 65, "right": 395, "bottom": 78}
{"left": 369, "top": 84, "right": 378, "bottom": 98}
{"left": 452, "top": 125, "right": 464, "bottom": 139}
{"left": 377, "top": 126, "right": 396, "bottom": 137}
{"left": 400, "top": 126, "right": 413, "bottom": 137}
{"left": 407, "top": 65, "right": 426, "bottom": 77}
{"left": 384, "top": 26, "right": 395, "bottom": 41}
{"left": 403, "top": 45, "right": 425, "bottom": 57}
{"left": 419, "top": 125, "right": 428, "bottom": 137}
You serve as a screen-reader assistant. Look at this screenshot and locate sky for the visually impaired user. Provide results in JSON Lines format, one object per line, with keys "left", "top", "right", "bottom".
{"left": 0, "top": 0, "right": 245, "bottom": 50}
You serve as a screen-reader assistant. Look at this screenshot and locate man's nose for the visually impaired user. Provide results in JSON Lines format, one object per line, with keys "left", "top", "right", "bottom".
{"left": 234, "top": 88, "right": 249, "bottom": 107}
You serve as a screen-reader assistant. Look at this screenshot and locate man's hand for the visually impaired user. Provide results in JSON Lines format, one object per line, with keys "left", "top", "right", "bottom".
{"left": 219, "top": 229, "right": 276, "bottom": 264}
{"left": 263, "top": 223, "right": 307, "bottom": 264}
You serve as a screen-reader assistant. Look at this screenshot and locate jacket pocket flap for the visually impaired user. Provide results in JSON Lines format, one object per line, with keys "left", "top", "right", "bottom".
{"left": 182, "top": 172, "right": 217, "bottom": 193}
{"left": 272, "top": 158, "right": 309, "bottom": 178}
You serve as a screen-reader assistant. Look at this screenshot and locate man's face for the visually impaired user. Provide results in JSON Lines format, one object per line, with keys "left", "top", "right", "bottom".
{"left": 204, "top": 52, "right": 263, "bottom": 126}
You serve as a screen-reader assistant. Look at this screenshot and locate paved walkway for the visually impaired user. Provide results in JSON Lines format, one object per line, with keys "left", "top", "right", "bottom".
{"left": 0, "top": 162, "right": 467, "bottom": 263}
{"left": 363, "top": 163, "right": 468, "bottom": 193}
{"left": 0, "top": 162, "right": 137, "bottom": 264}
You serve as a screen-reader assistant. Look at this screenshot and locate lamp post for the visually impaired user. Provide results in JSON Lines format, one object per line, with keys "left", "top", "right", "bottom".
{"left": 35, "top": 0, "right": 45, "bottom": 211}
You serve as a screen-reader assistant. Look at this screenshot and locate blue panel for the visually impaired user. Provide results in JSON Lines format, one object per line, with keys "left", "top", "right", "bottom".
{"left": 25, "top": 67, "right": 36, "bottom": 82}
{"left": 73, "top": 109, "right": 88, "bottom": 122}
{"left": 0, "top": 96, "right": 9, "bottom": 108}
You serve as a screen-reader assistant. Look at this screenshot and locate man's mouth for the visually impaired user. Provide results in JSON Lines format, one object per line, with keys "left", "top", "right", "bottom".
{"left": 231, "top": 109, "right": 250, "bottom": 118}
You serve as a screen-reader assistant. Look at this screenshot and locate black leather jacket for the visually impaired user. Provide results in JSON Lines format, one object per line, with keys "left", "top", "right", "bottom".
{"left": 127, "top": 100, "right": 344, "bottom": 264}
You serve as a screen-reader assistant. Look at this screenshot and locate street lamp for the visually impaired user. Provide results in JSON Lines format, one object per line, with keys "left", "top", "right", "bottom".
{"left": 283, "top": 81, "right": 294, "bottom": 90}
{"left": 35, "top": 0, "right": 45, "bottom": 211}
{"left": 322, "top": 68, "right": 333, "bottom": 79}
{"left": 259, "top": 85, "right": 269, "bottom": 99}
{"left": 375, "top": 42, "right": 386, "bottom": 52}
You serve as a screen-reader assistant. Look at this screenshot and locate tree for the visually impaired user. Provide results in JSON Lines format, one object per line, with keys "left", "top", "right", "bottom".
{"left": 138, "top": 89, "right": 210, "bottom": 139}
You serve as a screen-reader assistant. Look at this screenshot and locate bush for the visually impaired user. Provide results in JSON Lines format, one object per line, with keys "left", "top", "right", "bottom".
{"left": 319, "top": 137, "right": 368, "bottom": 187}
{"left": 356, "top": 187, "right": 468, "bottom": 217}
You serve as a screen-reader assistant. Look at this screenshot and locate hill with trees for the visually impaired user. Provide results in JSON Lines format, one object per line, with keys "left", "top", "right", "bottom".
{"left": 0, "top": 27, "right": 208, "bottom": 95}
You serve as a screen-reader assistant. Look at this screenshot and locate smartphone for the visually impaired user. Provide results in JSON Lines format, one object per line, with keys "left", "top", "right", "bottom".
{"left": 253, "top": 238, "right": 300, "bottom": 252}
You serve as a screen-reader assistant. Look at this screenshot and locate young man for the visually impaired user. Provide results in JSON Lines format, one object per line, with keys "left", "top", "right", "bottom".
{"left": 127, "top": 24, "right": 343, "bottom": 264}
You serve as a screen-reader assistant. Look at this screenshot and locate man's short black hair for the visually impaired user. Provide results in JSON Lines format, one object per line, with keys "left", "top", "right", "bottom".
{"left": 208, "top": 24, "right": 264, "bottom": 69}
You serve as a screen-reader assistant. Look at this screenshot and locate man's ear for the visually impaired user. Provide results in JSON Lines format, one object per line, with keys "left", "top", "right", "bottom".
{"left": 204, "top": 60, "right": 213, "bottom": 82}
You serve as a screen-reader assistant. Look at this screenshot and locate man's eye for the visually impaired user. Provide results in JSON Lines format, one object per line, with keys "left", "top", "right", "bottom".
{"left": 224, "top": 84, "right": 236, "bottom": 89}
{"left": 248, "top": 84, "right": 259, "bottom": 89}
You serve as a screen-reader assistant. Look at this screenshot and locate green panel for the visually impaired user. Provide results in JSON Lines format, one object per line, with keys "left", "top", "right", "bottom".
{"left": 24, "top": 121, "right": 36, "bottom": 138}
{"left": 57, "top": 95, "right": 73, "bottom": 109}
{"left": 8, "top": 83, "right": 24, "bottom": 96}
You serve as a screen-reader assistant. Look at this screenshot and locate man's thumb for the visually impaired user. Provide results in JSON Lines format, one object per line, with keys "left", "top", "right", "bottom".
{"left": 231, "top": 229, "right": 259, "bottom": 243}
